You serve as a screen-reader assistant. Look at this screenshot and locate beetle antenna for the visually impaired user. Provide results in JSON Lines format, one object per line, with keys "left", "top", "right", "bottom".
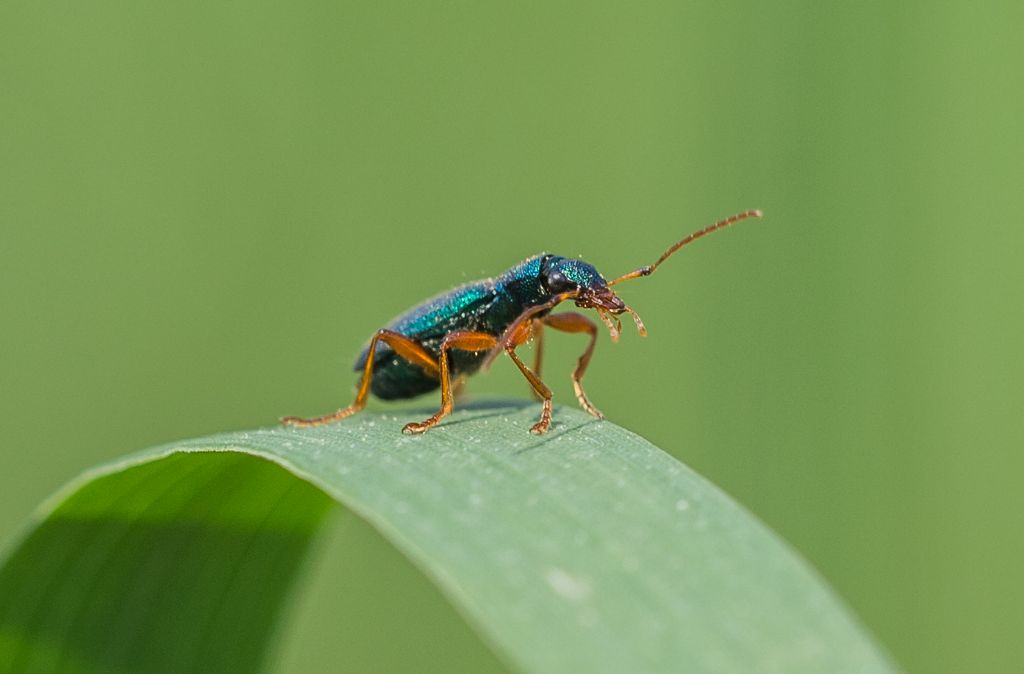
{"left": 607, "top": 209, "right": 762, "bottom": 286}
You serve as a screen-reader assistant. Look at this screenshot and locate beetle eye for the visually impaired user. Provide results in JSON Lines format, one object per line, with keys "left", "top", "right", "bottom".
{"left": 543, "top": 270, "right": 573, "bottom": 293}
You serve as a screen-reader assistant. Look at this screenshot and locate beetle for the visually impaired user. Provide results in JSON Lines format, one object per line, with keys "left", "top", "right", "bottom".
{"left": 282, "top": 209, "right": 762, "bottom": 434}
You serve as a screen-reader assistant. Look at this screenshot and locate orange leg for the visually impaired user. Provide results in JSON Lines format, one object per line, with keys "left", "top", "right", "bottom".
{"left": 504, "top": 318, "right": 554, "bottom": 433}
{"left": 403, "top": 331, "right": 498, "bottom": 434}
{"left": 281, "top": 329, "right": 439, "bottom": 427}
{"left": 540, "top": 312, "right": 604, "bottom": 419}
{"left": 404, "top": 325, "right": 556, "bottom": 434}
{"left": 529, "top": 318, "right": 545, "bottom": 400}
{"left": 506, "top": 342, "right": 555, "bottom": 434}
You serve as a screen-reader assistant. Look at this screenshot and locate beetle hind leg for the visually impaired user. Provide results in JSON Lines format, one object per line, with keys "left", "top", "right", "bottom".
{"left": 282, "top": 329, "right": 439, "bottom": 428}
{"left": 280, "top": 405, "right": 362, "bottom": 428}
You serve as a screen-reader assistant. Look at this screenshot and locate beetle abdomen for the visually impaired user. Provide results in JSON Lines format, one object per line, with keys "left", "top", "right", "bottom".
{"left": 368, "top": 357, "right": 440, "bottom": 400}
{"left": 362, "top": 348, "right": 488, "bottom": 400}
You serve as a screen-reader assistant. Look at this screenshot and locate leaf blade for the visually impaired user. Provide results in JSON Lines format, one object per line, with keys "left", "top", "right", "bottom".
{"left": 0, "top": 453, "right": 332, "bottom": 674}
{"left": 0, "top": 403, "right": 898, "bottom": 673}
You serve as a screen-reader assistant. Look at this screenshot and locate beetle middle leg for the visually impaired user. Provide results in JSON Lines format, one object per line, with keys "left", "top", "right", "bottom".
{"left": 281, "top": 329, "right": 439, "bottom": 428}
{"left": 539, "top": 312, "right": 604, "bottom": 419}
{"left": 403, "top": 331, "right": 499, "bottom": 434}
{"left": 404, "top": 326, "right": 556, "bottom": 435}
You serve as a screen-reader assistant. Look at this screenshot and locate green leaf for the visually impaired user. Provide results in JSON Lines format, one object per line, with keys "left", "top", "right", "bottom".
{"left": 0, "top": 403, "right": 897, "bottom": 673}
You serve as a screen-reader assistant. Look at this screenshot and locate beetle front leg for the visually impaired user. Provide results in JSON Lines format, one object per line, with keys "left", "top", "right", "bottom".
{"left": 539, "top": 312, "right": 604, "bottom": 419}
{"left": 504, "top": 345, "right": 555, "bottom": 434}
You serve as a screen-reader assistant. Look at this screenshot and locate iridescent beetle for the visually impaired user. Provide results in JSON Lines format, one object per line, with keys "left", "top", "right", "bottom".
{"left": 283, "top": 210, "right": 762, "bottom": 434}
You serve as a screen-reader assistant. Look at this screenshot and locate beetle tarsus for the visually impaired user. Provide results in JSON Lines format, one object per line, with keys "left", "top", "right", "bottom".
{"left": 281, "top": 405, "right": 360, "bottom": 428}
{"left": 530, "top": 398, "right": 553, "bottom": 434}
{"left": 402, "top": 420, "right": 434, "bottom": 434}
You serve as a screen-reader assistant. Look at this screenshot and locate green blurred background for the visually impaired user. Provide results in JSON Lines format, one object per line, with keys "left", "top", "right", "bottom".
{"left": 2, "top": 1, "right": 1021, "bottom": 672}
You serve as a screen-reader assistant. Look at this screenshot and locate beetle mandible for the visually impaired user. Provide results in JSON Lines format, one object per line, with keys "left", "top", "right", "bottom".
{"left": 282, "top": 210, "right": 762, "bottom": 434}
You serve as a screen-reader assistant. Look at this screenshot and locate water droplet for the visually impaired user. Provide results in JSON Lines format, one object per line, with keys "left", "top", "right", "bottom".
{"left": 544, "top": 567, "right": 592, "bottom": 602}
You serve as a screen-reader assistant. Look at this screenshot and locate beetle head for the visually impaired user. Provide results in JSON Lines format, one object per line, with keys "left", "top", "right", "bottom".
{"left": 540, "top": 256, "right": 625, "bottom": 313}
{"left": 539, "top": 256, "right": 645, "bottom": 341}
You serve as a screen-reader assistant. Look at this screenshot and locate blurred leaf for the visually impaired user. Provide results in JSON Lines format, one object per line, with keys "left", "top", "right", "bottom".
{"left": 0, "top": 403, "right": 896, "bottom": 673}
